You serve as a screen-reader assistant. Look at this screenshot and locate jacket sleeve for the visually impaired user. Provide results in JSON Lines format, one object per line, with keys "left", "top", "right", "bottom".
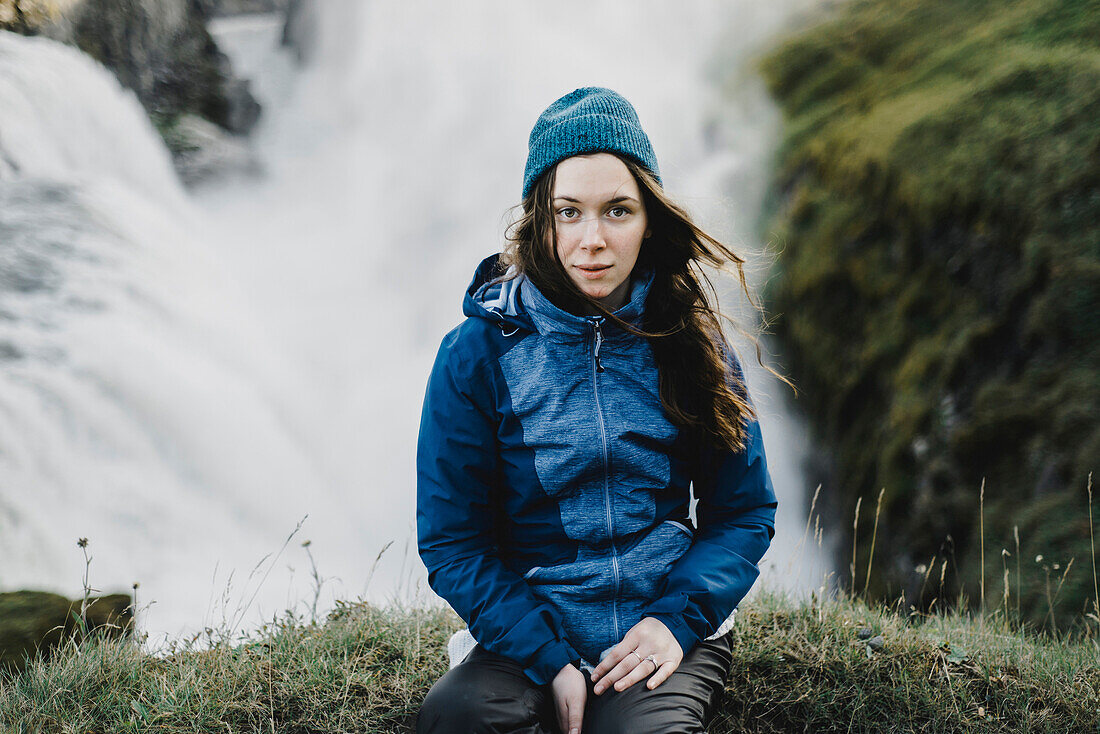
{"left": 641, "top": 353, "right": 777, "bottom": 655}
{"left": 416, "top": 329, "right": 580, "bottom": 685}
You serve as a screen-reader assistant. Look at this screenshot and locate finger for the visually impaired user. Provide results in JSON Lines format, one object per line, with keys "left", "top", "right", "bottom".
{"left": 590, "top": 642, "right": 633, "bottom": 681}
{"left": 555, "top": 695, "right": 570, "bottom": 734}
{"left": 592, "top": 654, "right": 638, "bottom": 694}
{"left": 592, "top": 625, "right": 644, "bottom": 679}
{"left": 646, "top": 660, "right": 679, "bottom": 690}
{"left": 567, "top": 697, "right": 584, "bottom": 734}
{"left": 611, "top": 657, "right": 658, "bottom": 693}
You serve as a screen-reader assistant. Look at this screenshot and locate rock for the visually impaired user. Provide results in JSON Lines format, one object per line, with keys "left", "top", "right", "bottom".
{"left": 217, "top": 65, "right": 262, "bottom": 134}
{"left": 867, "top": 635, "right": 885, "bottom": 652}
{"left": 212, "top": 0, "right": 286, "bottom": 16}
{"left": 0, "top": 0, "right": 262, "bottom": 156}
{"left": 165, "top": 112, "right": 262, "bottom": 185}
{"left": 0, "top": 590, "right": 133, "bottom": 673}
{"left": 72, "top": 0, "right": 260, "bottom": 134}
{"left": 281, "top": 0, "right": 317, "bottom": 64}
{"left": 856, "top": 626, "right": 874, "bottom": 640}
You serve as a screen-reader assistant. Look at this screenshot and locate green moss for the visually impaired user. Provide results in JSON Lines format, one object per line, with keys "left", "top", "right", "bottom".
{"left": 755, "top": 0, "right": 1100, "bottom": 621}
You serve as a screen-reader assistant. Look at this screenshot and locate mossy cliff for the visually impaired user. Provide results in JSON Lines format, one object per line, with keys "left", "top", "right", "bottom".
{"left": 757, "top": 0, "right": 1099, "bottom": 621}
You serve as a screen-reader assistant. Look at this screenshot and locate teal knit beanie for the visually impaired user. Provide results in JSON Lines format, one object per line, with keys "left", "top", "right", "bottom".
{"left": 522, "top": 87, "right": 662, "bottom": 200}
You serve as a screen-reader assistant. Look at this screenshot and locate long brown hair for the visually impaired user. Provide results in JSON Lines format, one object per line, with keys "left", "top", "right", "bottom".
{"left": 500, "top": 153, "right": 793, "bottom": 453}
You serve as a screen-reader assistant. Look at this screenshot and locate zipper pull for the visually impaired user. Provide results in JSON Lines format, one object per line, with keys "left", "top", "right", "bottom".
{"left": 591, "top": 319, "right": 605, "bottom": 373}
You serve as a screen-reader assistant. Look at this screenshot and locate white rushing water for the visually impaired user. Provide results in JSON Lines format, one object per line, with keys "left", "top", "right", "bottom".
{"left": 0, "top": 31, "right": 355, "bottom": 643}
{"left": 0, "top": 0, "right": 829, "bottom": 647}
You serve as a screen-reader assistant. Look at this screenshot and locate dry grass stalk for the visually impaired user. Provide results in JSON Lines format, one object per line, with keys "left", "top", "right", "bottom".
{"left": 1014, "top": 525, "right": 1021, "bottom": 619}
{"left": 851, "top": 496, "right": 863, "bottom": 595}
{"left": 794, "top": 484, "right": 822, "bottom": 584}
{"left": 1043, "top": 558, "right": 1076, "bottom": 635}
{"left": 979, "top": 478, "right": 986, "bottom": 615}
{"left": 918, "top": 554, "right": 937, "bottom": 602}
{"left": 863, "top": 488, "right": 885, "bottom": 599}
{"left": 1089, "top": 473, "right": 1098, "bottom": 622}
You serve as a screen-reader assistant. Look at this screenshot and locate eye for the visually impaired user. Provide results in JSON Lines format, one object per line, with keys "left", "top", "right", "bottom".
{"left": 556, "top": 206, "right": 579, "bottom": 220}
{"left": 608, "top": 206, "right": 631, "bottom": 218}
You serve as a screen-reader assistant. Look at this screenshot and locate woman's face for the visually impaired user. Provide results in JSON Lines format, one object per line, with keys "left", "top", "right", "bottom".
{"left": 551, "top": 153, "right": 649, "bottom": 312}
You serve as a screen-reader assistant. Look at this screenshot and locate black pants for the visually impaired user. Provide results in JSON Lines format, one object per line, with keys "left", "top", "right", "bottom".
{"left": 416, "top": 632, "right": 733, "bottom": 733}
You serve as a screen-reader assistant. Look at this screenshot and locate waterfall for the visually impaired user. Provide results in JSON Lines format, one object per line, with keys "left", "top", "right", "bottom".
{"left": 0, "top": 30, "right": 352, "bottom": 644}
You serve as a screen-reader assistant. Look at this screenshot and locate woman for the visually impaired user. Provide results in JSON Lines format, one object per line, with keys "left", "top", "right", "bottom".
{"left": 416, "top": 87, "right": 780, "bottom": 733}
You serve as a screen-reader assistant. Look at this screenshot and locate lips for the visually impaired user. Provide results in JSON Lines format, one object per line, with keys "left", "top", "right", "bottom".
{"left": 575, "top": 264, "right": 612, "bottom": 280}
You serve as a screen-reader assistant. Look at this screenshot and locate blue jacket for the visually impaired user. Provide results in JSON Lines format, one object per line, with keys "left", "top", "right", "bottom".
{"left": 417, "top": 254, "right": 777, "bottom": 685}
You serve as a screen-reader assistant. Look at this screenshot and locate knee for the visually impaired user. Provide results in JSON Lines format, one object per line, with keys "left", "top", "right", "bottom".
{"left": 417, "top": 667, "right": 544, "bottom": 734}
{"left": 586, "top": 688, "right": 705, "bottom": 734}
{"left": 417, "top": 673, "right": 475, "bottom": 733}
{"left": 586, "top": 708, "right": 641, "bottom": 734}
{"left": 589, "top": 711, "right": 702, "bottom": 734}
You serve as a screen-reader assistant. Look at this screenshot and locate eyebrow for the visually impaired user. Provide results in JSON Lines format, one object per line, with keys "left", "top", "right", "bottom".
{"left": 552, "top": 195, "right": 640, "bottom": 204}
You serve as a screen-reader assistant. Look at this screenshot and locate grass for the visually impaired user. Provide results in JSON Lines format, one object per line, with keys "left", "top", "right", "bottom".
{"left": 718, "top": 589, "right": 1100, "bottom": 733}
{"left": 0, "top": 600, "right": 459, "bottom": 733}
{"left": 3, "top": 588, "right": 1100, "bottom": 733}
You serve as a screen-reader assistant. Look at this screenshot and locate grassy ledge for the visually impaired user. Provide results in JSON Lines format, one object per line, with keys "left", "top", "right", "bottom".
{"left": 2, "top": 591, "right": 1099, "bottom": 733}
{"left": 0, "top": 601, "right": 460, "bottom": 733}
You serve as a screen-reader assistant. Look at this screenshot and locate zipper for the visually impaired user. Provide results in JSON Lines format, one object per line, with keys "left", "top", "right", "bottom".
{"left": 588, "top": 316, "right": 619, "bottom": 641}
{"left": 591, "top": 319, "right": 605, "bottom": 372}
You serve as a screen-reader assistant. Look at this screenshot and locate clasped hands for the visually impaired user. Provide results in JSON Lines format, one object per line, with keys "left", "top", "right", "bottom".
{"left": 551, "top": 616, "right": 683, "bottom": 734}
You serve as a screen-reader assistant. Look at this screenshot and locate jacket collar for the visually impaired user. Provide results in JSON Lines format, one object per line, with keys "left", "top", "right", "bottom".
{"left": 519, "top": 264, "right": 653, "bottom": 338}
{"left": 463, "top": 253, "right": 653, "bottom": 339}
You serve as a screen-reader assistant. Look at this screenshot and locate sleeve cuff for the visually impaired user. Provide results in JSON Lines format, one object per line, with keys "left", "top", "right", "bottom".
{"left": 643, "top": 611, "right": 701, "bottom": 658}
{"left": 522, "top": 637, "right": 581, "bottom": 686}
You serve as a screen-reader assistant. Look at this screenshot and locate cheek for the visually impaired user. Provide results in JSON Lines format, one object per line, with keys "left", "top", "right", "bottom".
{"left": 554, "top": 235, "right": 577, "bottom": 262}
{"left": 618, "top": 231, "right": 645, "bottom": 263}
{"left": 546, "top": 232, "right": 563, "bottom": 262}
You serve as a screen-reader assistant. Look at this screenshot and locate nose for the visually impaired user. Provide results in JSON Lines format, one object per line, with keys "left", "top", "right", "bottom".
{"left": 579, "top": 216, "right": 606, "bottom": 251}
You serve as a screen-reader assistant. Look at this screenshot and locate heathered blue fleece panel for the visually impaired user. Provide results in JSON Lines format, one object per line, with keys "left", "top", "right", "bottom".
{"left": 499, "top": 335, "right": 604, "bottom": 514}
{"left": 493, "top": 273, "right": 689, "bottom": 664}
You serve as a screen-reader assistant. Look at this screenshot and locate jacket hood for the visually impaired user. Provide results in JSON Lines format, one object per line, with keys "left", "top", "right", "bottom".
{"left": 463, "top": 253, "right": 654, "bottom": 338}
{"left": 463, "top": 254, "right": 534, "bottom": 334}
